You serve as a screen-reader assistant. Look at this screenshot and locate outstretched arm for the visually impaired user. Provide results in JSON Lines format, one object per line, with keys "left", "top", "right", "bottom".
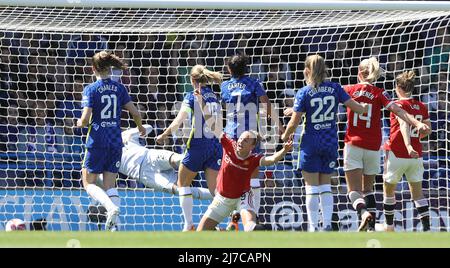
{"left": 156, "top": 108, "right": 189, "bottom": 144}
{"left": 344, "top": 99, "right": 369, "bottom": 115}
{"left": 123, "top": 101, "right": 146, "bottom": 136}
{"left": 260, "top": 136, "right": 293, "bottom": 166}
{"left": 281, "top": 111, "right": 302, "bottom": 142}
{"left": 389, "top": 104, "right": 431, "bottom": 137}
{"left": 122, "top": 124, "right": 153, "bottom": 144}
{"left": 260, "top": 95, "right": 285, "bottom": 134}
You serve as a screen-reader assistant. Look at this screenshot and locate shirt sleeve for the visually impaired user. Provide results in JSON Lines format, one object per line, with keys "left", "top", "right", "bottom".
{"left": 337, "top": 83, "right": 351, "bottom": 104}
{"left": 293, "top": 89, "right": 305, "bottom": 113}
{"left": 81, "top": 87, "right": 93, "bottom": 108}
{"left": 120, "top": 85, "right": 132, "bottom": 106}
{"left": 251, "top": 154, "right": 264, "bottom": 169}
{"left": 380, "top": 90, "right": 394, "bottom": 109}
{"left": 254, "top": 79, "right": 267, "bottom": 97}
{"left": 181, "top": 92, "right": 194, "bottom": 113}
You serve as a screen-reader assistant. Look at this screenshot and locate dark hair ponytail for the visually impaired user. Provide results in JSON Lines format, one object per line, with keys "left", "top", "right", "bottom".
{"left": 92, "top": 51, "right": 127, "bottom": 75}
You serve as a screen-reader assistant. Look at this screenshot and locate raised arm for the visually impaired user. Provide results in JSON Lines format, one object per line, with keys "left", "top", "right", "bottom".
{"left": 156, "top": 107, "right": 189, "bottom": 144}
{"left": 122, "top": 124, "right": 153, "bottom": 144}
{"left": 343, "top": 99, "right": 369, "bottom": 115}
{"left": 281, "top": 111, "right": 303, "bottom": 142}
{"left": 76, "top": 107, "right": 92, "bottom": 128}
{"left": 260, "top": 136, "right": 293, "bottom": 166}
{"left": 389, "top": 104, "right": 431, "bottom": 137}
{"left": 260, "top": 95, "right": 286, "bottom": 134}
{"left": 123, "top": 101, "right": 146, "bottom": 136}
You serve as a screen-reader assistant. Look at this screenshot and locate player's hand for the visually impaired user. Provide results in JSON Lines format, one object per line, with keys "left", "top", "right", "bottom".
{"left": 75, "top": 119, "right": 84, "bottom": 128}
{"left": 138, "top": 125, "right": 146, "bottom": 137}
{"left": 278, "top": 124, "right": 286, "bottom": 135}
{"left": 283, "top": 108, "right": 293, "bottom": 116}
{"left": 283, "top": 134, "right": 294, "bottom": 152}
{"left": 281, "top": 132, "right": 288, "bottom": 142}
{"left": 417, "top": 123, "right": 431, "bottom": 137}
{"left": 406, "top": 144, "right": 419, "bottom": 158}
{"left": 156, "top": 133, "right": 168, "bottom": 145}
{"left": 362, "top": 103, "right": 370, "bottom": 114}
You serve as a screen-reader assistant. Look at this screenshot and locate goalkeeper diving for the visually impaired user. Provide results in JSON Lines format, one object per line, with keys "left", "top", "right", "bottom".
{"left": 99, "top": 124, "right": 213, "bottom": 200}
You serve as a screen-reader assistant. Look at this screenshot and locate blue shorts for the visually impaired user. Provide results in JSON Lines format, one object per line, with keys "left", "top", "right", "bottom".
{"left": 83, "top": 147, "right": 122, "bottom": 174}
{"left": 182, "top": 142, "right": 223, "bottom": 172}
{"left": 299, "top": 146, "right": 338, "bottom": 174}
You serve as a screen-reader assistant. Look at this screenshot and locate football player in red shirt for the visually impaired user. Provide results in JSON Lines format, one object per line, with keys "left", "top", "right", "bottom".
{"left": 383, "top": 71, "right": 431, "bottom": 232}
{"left": 343, "top": 58, "right": 431, "bottom": 231}
{"left": 193, "top": 89, "right": 293, "bottom": 231}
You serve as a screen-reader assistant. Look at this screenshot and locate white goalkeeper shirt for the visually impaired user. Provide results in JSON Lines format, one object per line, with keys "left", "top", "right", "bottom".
{"left": 120, "top": 125, "right": 173, "bottom": 180}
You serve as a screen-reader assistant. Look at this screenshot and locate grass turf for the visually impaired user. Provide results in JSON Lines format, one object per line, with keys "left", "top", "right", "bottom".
{"left": 0, "top": 231, "right": 449, "bottom": 248}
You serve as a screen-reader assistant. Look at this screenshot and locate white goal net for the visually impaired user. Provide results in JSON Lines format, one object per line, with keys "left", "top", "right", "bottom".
{"left": 0, "top": 2, "right": 449, "bottom": 231}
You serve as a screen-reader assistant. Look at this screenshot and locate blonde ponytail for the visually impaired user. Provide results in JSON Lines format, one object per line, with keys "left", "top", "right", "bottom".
{"left": 304, "top": 55, "right": 327, "bottom": 87}
{"left": 359, "top": 57, "right": 381, "bottom": 83}
{"left": 396, "top": 70, "right": 416, "bottom": 94}
{"left": 191, "top": 65, "right": 223, "bottom": 85}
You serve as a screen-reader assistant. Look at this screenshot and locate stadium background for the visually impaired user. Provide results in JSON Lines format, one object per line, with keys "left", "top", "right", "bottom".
{"left": 0, "top": 3, "right": 450, "bottom": 232}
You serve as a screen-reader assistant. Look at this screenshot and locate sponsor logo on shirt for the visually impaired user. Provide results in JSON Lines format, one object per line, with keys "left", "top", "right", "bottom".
{"left": 224, "top": 154, "right": 248, "bottom": 171}
{"left": 313, "top": 123, "right": 332, "bottom": 130}
{"left": 329, "top": 161, "right": 336, "bottom": 168}
{"left": 92, "top": 123, "right": 100, "bottom": 131}
{"left": 101, "top": 121, "right": 118, "bottom": 128}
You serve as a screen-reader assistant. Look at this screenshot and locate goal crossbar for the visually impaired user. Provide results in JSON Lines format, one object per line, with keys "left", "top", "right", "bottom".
{"left": 2, "top": 0, "right": 450, "bottom": 11}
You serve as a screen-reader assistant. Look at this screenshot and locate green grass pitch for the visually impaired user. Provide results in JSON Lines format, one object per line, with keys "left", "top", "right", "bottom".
{"left": 1, "top": 232, "right": 450, "bottom": 248}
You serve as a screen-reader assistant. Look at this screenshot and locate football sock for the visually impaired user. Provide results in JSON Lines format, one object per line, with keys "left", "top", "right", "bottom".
{"left": 383, "top": 196, "right": 396, "bottom": 226}
{"left": 179, "top": 187, "right": 193, "bottom": 229}
{"left": 415, "top": 199, "right": 430, "bottom": 231}
{"left": 86, "top": 184, "right": 117, "bottom": 213}
{"left": 318, "top": 184, "right": 333, "bottom": 227}
{"left": 305, "top": 185, "right": 320, "bottom": 231}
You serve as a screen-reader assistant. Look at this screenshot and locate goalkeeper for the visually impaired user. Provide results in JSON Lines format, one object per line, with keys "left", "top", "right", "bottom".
{"left": 99, "top": 124, "right": 213, "bottom": 200}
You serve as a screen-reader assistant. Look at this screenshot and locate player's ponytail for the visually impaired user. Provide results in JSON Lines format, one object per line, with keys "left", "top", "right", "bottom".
{"left": 358, "top": 57, "right": 381, "bottom": 83}
{"left": 92, "top": 51, "right": 127, "bottom": 75}
{"left": 191, "top": 65, "right": 223, "bottom": 85}
{"left": 396, "top": 70, "right": 416, "bottom": 94}
{"left": 304, "top": 54, "right": 327, "bottom": 88}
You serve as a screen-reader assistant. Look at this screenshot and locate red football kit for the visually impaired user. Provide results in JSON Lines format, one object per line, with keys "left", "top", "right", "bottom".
{"left": 216, "top": 134, "right": 263, "bottom": 199}
{"left": 344, "top": 84, "right": 394, "bottom": 150}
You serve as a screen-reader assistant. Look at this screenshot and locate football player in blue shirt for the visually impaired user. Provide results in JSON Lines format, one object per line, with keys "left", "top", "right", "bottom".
{"left": 282, "top": 54, "right": 368, "bottom": 232}
{"left": 156, "top": 65, "right": 223, "bottom": 231}
{"left": 76, "top": 51, "right": 145, "bottom": 231}
{"left": 221, "top": 54, "right": 277, "bottom": 221}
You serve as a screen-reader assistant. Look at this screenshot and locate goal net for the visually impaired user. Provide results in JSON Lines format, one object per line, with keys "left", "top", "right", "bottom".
{"left": 0, "top": 1, "right": 449, "bottom": 231}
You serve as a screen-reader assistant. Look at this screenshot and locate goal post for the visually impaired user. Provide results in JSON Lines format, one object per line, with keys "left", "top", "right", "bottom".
{"left": 0, "top": 0, "right": 449, "bottom": 231}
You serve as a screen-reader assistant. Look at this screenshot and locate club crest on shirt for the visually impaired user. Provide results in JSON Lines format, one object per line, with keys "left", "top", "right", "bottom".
{"left": 329, "top": 161, "right": 336, "bottom": 168}
{"left": 116, "top": 161, "right": 121, "bottom": 168}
